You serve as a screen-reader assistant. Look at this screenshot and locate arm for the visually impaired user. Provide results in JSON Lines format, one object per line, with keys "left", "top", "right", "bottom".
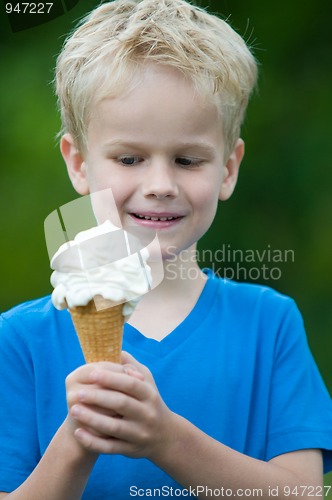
{"left": 0, "top": 419, "right": 97, "bottom": 500}
{"left": 68, "top": 353, "right": 323, "bottom": 500}
{"left": 0, "top": 315, "right": 96, "bottom": 499}
{"left": 0, "top": 361, "right": 143, "bottom": 499}
{"left": 154, "top": 413, "right": 323, "bottom": 499}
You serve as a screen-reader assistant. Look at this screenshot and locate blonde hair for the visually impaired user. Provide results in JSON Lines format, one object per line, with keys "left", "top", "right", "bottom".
{"left": 55, "top": 0, "right": 257, "bottom": 160}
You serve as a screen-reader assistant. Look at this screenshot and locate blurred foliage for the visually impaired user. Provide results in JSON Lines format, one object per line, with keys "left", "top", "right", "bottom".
{"left": 0, "top": 0, "right": 331, "bottom": 406}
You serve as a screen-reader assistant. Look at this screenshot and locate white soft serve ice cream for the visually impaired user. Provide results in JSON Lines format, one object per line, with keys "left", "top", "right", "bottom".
{"left": 50, "top": 220, "right": 151, "bottom": 317}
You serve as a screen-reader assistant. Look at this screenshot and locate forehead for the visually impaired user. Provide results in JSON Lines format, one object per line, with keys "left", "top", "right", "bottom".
{"left": 87, "top": 64, "right": 223, "bottom": 145}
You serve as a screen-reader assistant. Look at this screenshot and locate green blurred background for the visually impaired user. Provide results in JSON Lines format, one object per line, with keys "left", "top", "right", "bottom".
{"left": 0, "top": 0, "right": 331, "bottom": 481}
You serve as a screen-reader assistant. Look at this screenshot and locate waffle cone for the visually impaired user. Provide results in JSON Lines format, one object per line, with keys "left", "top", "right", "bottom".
{"left": 70, "top": 300, "right": 124, "bottom": 363}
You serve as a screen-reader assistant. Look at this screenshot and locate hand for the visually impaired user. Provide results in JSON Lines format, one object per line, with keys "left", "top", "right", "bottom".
{"left": 66, "top": 353, "right": 175, "bottom": 460}
{"left": 66, "top": 358, "right": 144, "bottom": 451}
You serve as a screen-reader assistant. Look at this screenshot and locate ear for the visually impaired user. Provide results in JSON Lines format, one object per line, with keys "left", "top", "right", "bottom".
{"left": 60, "top": 133, "right": 89, "bottom": 195}
{"left": 219, "top": 138, "right": 245, "bottom": 201}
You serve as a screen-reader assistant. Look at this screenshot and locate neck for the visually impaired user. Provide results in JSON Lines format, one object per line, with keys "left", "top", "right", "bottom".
{"left": 150, "top": 245, "right": 207, "bottom": 301}
{"left": 128, "top": 245, "right": 207, "bottom": 339}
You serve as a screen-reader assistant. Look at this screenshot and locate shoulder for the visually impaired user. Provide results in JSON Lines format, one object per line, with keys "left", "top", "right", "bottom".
{"left": 2, "top": 295, "right": 56, "bottom": 329}
{"left": 204, "top": 270, "right": 304, "bottom": 346}
{"left": 205, "top": 268, "right": 297, "bottom": 315}
{"left": 0, "top": 295, "right": 71, "bottom": 347}
{"left": 2, "top": 295, "right": 55, "bottom": 318}
{"left": 0, "top": 295, "right": 80, "bottom": 373}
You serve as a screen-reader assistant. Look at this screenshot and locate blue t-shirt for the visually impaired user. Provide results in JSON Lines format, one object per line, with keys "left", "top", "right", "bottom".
{"left": 0, "top": 271, "right": 332, "bottom": 498}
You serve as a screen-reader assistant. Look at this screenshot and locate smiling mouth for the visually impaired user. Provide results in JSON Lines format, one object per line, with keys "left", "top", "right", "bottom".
{"left": 131, "top": 213, "right": 182, "bottom": 222}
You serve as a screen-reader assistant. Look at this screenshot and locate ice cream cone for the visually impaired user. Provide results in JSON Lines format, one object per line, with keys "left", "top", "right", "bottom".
{"left": 69, "top": 300, "right": 124, "bottom": 363}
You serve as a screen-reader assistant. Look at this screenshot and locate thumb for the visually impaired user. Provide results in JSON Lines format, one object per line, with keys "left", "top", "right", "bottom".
{"left": 121, "top": 351, "right": 137, "bottom": 365}
{"left": 121, "top": 351, "right": 145, "bottom": 380}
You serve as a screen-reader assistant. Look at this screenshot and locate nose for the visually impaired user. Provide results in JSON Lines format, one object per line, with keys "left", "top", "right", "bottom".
{"left": 142, "top": 160, "right": 179, "bottom": 199}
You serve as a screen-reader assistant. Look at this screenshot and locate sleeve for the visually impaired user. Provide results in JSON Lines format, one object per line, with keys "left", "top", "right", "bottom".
{"left": 265, "top": 300, "right": 332, "bottom": 473}
{"left": 0, "top": 313, "right": 41, "bottom": 492}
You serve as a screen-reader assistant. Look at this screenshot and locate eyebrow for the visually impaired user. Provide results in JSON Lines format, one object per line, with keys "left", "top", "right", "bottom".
{"left": 175, "top": 142, "right": 216, "bottom": 156}
{"left": 102, "top": 140, "right": 216, "bottom": 156}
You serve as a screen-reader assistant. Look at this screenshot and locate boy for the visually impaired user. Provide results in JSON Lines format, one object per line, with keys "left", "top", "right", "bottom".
{"left": 0, "top": 0, "right": 331, "bottom": 498}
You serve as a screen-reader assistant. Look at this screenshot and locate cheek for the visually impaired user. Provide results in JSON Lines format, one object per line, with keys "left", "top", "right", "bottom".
{"left": 191, "top": 178, "right": 220, "bottom": 216}
{"left": 86, "top": 165, "right": 127, "bottom": 196}
{"left": 86, "top": 164, "right": 111, "bottom": 192}
{"left": 85, "top": 166, "right": 132, "bottom": 224}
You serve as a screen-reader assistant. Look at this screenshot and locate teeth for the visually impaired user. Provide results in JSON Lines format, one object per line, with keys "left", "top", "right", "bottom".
{"left": 134, "top": 214, "right": 177, "bottom": 221}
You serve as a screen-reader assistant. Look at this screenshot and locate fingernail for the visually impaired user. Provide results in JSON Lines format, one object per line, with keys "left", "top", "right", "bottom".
{"left": 71, "top": 405, "right": 81, "bottom": 417}
{"left": 90, "top": 370, "right": 100, "bottom": 383}
{"left": 75, "top": 428, "right": 84, "bottom": 440}
{"left": 123, "top": 366, "right": 135, "bottom": 375}
{"left": 78, "top": 390, "right": 86, "bottom": 401}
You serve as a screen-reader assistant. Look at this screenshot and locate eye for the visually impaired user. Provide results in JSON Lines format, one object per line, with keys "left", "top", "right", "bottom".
{"left": 175, "top": 157, "right": 201, "bottom": 167}
{"left": 118, "top": 156, "right": 141, "bottom": 166}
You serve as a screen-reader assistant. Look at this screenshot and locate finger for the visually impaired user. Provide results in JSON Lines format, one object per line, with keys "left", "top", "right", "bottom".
{"left": 121, "top": 353, "right": 145, "bottom": 380}
{"left": 121, "top": 352, "right": 146, "bottom": 372}
{"left": 121, "top": 352, "right": 156, "bottom": 387}
{"left": 89, "top": 369, "right": 150, "bottom": 401}
{"left": 74, "top": 427, "right": 139, "bottom": 456}
{"left": 121, "top": 351, "right": 136, "bottom": 364}
{"left": 71, "top": 403, "right": 141, "bottom": 442}
{"left": 88, "top": 361, "right": 144, "bottom": 383}
{"left": 66, "top": 364, "right": 96, "bottom": 387}
{"left": 122, "top": 365, "right": 145, "bottom": 380}
{"left": 66, "top": 362, "right": 125, "bottom": 392}
{"left": 75, "top": 387, "right": 145, "bottom": 419}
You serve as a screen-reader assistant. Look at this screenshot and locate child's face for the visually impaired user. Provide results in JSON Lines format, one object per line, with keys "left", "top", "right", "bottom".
{"left": 62, "top": 64, "right": 244, "bottom": 259}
